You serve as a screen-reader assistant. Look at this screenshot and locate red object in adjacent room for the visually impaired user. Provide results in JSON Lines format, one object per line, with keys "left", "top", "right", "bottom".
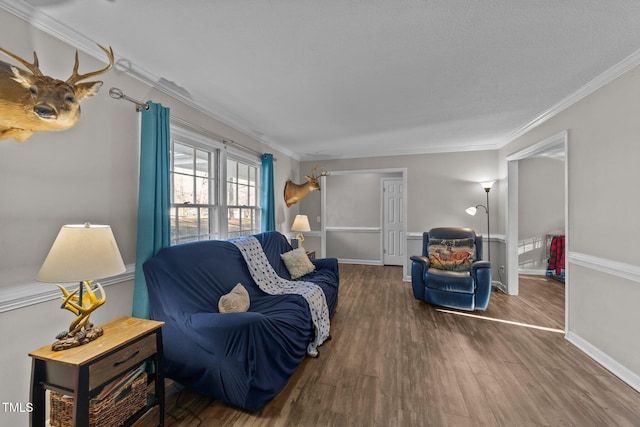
{"left": 548, "top": 235, "right": 565, "bottom": 276}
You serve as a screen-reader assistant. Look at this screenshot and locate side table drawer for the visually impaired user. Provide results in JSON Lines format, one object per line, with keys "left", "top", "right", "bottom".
{"left": 90, "top": 333, "right": 157, "bottom": 389}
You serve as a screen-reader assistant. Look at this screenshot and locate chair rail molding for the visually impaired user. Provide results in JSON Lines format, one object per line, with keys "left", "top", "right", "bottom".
{"left": 325, "top": 226, "right": 381, "bottom": 232}
{"left": 567, "top": 252, "right": 640, "bottom": 283}
{"left": 0, "top": 265, "right": 135, "bottom": 313}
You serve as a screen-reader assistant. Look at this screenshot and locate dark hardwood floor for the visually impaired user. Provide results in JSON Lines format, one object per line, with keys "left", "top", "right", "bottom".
{"left": 163, "top": 265, "right": 640, "bottom": 426}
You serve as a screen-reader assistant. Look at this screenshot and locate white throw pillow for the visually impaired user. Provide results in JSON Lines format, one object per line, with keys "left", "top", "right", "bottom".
{"left": 281, "top": 248, "right": 315, "bottom": 279}
{"left": 218, "top": 283, "right": 250, "bottom": 313}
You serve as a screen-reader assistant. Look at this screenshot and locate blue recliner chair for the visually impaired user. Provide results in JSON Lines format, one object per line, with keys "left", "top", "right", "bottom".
{"left": 410, "top": 227, "right": 492, "bottom": 311}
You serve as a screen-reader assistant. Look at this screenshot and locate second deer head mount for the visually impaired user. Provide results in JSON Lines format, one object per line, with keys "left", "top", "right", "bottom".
{"left": 283, "top": 166, "right": 329, "bottom": 207}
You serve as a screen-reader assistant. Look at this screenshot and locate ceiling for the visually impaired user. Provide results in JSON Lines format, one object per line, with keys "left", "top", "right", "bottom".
{"left": 5, "top": 1, "right": 640, "bottom": 160}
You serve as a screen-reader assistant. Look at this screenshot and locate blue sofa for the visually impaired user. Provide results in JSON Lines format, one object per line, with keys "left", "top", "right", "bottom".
{"left": 143, "top": 231, "right": 339, "bottom": 411}
{"left": 410, "top": 227, "right": 491, "bottom": 311}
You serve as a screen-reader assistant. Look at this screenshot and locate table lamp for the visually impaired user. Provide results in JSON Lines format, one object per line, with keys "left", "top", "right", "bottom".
{"left": 38, "top": 223, "right": 126, "bottom": 350}
{"left": 290, "top": 215, "right": 311, "bottom": 249}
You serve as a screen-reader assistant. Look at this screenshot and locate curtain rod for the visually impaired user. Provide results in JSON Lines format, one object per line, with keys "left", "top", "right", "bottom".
{"left": 170, "top": 116, "right": 275, "bottom": 161}
{"left": 109, "top": 87, "right": 275, "bottom": 160}
{"left": 109, "top": 87, "right": 149, "bottom": 111}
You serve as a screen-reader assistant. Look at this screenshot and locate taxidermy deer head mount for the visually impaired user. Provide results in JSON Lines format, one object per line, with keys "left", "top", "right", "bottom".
{"left": 284, "top": 166, "right": 329, "bottom": 207}
{"left": 0, "top": 44, "right": 114, "bottom": 142}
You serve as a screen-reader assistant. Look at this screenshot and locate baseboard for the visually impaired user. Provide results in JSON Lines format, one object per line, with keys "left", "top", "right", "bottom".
{"left": 337, "top": 259, "right": 384, "bottom": 266}
{"left": 518, "top": 269, "right": 546, "bottom": 276}
{"left": 566, "top": 331, "right": 640, "bottom": 394}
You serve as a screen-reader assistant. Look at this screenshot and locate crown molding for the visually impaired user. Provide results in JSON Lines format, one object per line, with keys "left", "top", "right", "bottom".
{"left": 0, "top": 0, "right": 300, "bottom": 161}
{"left": 505, "top": 130, "right": 567, "bottom": 161}
{"left": 300, "top": 140, "right": 502, "bottom": 161}
{"left": 502, "top": 47, "right": 640, "bottom": 147}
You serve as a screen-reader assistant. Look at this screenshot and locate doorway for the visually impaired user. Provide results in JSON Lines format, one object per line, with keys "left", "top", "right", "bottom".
{"left": 506, "top": 130, "right": 568, "bottom": 329}
{"left": 321, "top": 168, "right": 408, "bottom": 275}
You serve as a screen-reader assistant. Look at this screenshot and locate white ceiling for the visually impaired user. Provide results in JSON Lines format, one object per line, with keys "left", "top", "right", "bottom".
{"left": 5, "top": 1, "right": 640, "bottom": 160}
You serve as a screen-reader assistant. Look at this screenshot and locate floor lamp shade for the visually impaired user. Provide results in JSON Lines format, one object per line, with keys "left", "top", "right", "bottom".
{"left": 38, "top": 223, "right": 126, "bottom": 283}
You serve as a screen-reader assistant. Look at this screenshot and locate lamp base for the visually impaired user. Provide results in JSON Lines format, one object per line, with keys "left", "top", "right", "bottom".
{"left": 51, "top": 325, "right": 104, "bottom": 351}
{"left": 53, "top": 280, "right": 107, "bottom": 350}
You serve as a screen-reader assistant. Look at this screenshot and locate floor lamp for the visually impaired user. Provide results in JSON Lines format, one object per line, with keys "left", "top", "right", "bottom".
{"left": 466, "top": 180, "right": 494, "bottom": 262}
{"left": 466, "top": 181, "right": 502, "bottom": 291}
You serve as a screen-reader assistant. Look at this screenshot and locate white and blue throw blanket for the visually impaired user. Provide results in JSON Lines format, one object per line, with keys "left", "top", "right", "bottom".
{"left": 230, "top": 236, "right": 330, "bottom": 357}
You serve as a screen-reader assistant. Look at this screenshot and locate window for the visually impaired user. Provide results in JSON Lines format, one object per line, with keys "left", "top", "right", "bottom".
{"left": 226, "top": 157, "right": 261, "bottom": 238}
{"left": 169, "top": 125, "right": 261, "bottom": 245}
{"left": 170, "top": 139, "right": 219, "bottom": 244}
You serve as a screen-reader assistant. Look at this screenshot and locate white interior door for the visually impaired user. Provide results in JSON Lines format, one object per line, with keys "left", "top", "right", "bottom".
{"left": 382, "top": 178, "right": 404, "bottom": 265}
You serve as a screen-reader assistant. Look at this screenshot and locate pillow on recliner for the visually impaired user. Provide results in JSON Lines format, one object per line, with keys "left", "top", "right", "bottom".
{"left": 428, "top": 238, "right": 474, "bottom": 271}
{"left": 218, "top": 283, "right": 250, "bottom": 313}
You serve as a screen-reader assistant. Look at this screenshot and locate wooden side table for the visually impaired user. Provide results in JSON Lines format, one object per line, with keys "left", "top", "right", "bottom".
{"left": 306, "top": 250, "right": 316, "bottom": 259}
{"left": 29, "top": 316, "right": 164, "bottom": 427}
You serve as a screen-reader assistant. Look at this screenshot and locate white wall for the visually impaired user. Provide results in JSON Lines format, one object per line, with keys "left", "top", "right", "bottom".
{"left": 499, "top": 63, "right": 640, "bottom": 389}
{"left": 0, "top": 10, "right": 297, "bottom": 426}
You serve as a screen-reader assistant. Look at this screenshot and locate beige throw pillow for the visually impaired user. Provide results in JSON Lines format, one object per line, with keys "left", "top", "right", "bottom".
{"left": 218, "top": 283, "right": 250, "bottom": 313}
{"left": 281, "top": 248, "right": 315, "bottom": 279}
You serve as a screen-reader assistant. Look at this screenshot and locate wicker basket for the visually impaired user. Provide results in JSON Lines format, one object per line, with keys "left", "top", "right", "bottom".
{"left": 49, "top": 372, "right": 147, "bottom": 427}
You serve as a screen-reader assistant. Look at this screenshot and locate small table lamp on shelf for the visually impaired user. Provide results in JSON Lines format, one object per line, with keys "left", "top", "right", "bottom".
{"left": 290, "top": 215, "right": 311, "bottom": 249}
{"left": 38, "top": 222, "right": 126, "bottom": 351}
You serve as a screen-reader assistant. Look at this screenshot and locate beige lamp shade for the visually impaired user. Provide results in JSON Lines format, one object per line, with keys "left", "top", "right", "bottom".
{"left": 291, "top": 215, "right": 311, "bottom": 232}
{"left": 291, "top": 215, "right": 311, "bottom": 246}
{"left": 38, "top": 223, "right": 126, "bottom": 283}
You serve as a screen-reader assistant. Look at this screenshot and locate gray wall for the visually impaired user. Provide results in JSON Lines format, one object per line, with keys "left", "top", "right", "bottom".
{"left": 0, "top": 10, "right": 298, "bottom": 426}
{"left": 302, "top": 151, "right": 499, "bottom": 236}
{"left": 499, "top": 63, "right": 640, "bottom": 387}
{"left": 324, "top": 172, "right": 400, "bottom": 263}
{"left": 518, "top": 156, "right": 565, "bottom": 271}
{"left": 301, "top": 151, "right": 501, "bottom": 273}
{"left": 326, "top": 173, "right": 387, "bottom": 228}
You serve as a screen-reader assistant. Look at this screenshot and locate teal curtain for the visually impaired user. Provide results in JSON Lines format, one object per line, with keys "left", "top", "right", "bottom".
{"left": 132, "top": 102, "right": 171, "bottom": 319}
{"left": 261, "top": 153, "right": 275, "bottom": 231}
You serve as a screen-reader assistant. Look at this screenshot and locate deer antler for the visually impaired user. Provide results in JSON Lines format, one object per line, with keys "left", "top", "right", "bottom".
{"left": 58, "top": 281, "right": 107, "bottom": 334}
{"left": 308, "top": 166, "right": 329, "bottom": 178}
{"left": 66, "top": 44, "right": 114, "bottom": 84}
{"left": 0, "top": 47, "right": 42, "bottom": 76}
